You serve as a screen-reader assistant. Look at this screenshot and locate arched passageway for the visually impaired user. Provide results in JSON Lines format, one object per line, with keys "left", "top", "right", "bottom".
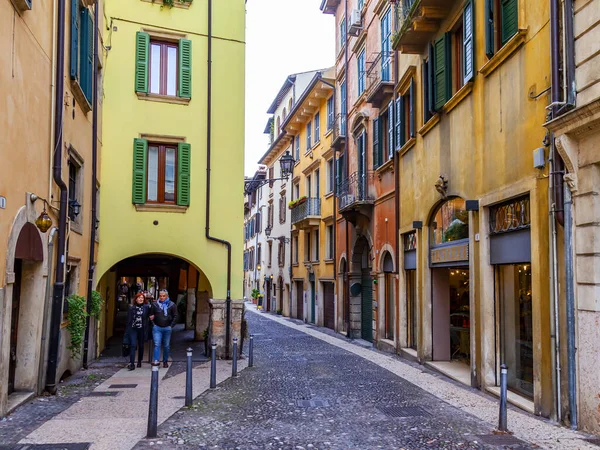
{"left": 350, "top": 236, "right": 373, "bottom": 342}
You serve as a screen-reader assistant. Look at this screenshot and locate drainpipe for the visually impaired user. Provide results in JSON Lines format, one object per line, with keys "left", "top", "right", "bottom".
{"left": 206, "top": 0, "right": 233, "bottom": 359}
{"left": 38, "top": 227, "right": 58, "bottom": 394}
{"left": 344, "top": 0, "right": 351, "bottom": 337}
{"left": 83, "top": 1, "right": 100, "bottom": 369}
{"left": 46, "top": 0, "right": 68, "bottom": 395}
{"left": 564, "top": 183, "right": 577, "bottom": 428}
{"left": 48, "top": 0, "right": 58, "bottom": 200}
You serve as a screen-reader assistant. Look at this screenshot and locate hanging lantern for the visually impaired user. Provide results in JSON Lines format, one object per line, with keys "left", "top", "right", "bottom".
{"left": 35, "top": 207, "right": 53, "bottom": 233}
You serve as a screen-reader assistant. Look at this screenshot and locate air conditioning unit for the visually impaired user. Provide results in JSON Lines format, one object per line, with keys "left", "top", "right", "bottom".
{"left": 12, "top": 0, "right": 32, "bottom": 11}
{"left": 348, "top": 9, "right": 362, "bottom": 36}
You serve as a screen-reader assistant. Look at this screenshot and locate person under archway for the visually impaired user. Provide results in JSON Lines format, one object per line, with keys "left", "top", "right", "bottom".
{"left": 126, "top": 292, "right": 151, "bottom": 370}
{"left": 150, "top": 289, "right": 178, "bottom": 368}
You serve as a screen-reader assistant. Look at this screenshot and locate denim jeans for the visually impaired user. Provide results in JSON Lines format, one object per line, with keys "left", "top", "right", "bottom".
{"left": 152, "top": 326, "right": 172, "bottom": 362}
{"left": 129, "top": 327, "right": 145, "bottom": 365}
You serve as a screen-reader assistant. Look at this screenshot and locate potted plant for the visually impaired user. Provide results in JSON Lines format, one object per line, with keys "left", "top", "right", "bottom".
{"left": 296, "top": 195, "right": 308, "bottom": 205}
{"left": 251, "top": 288, "right": 260, "bottom": 305}
{"left": 288, "top": 199, "right": 298, "bottom": 209}
{"left": 276, "top": 309, "right": 282, "bottom": 316}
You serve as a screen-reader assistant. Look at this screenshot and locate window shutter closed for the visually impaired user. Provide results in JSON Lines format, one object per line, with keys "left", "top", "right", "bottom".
{"left": 395, "top": 97, "right": 402, "bottom": 151}
{"left": 177, "top": 143, "right": 191, "bottom": 206}
{"left": 485, "top": 0, "right": 495, "bottom": 57}
{"left": 132, "top": 139, "right": 148, "bottom": 204}
{"left": 463, "top": 0, "right": 475, "bottom": 84}
{"left": 501, "top": 0, "right": 518, "bottom": 45}
{"left": 409, "top": 79, "right": 415, "bottom": 138}
{"left": 373, "top": 117, "right": 380, "bottom": 169}
{"left": 399, "top": 95, "right": 406, "bottom": 146}
{"left": 427, "top": 44, "right": 435, "bottom": 115}
{"left": 70, "top": 0, "right": 80, "bottom": 80}
{"left": 135, "top": 32, "right": 149, "bottom": 93}
{"left": 387, "top": 100, "right": 394, "bottom": 159}
{"left": 79, "top": 9, "right": 89, "bottom": 96}
{"left": 178, "top": 39, "right": 192, "bottom": 98}
{"left": 433, "top": 34, "right": 450, "bottom": 110}
{"left": 84, "top": 9, "right": 94, "bottom": 103}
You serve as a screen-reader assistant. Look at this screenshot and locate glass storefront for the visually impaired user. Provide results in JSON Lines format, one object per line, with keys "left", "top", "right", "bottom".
{"left": 431, "top": 198, "right": 469, "bottom": 245}
{"left": 498, "top": 264, "right": 533, "bottom": 398}
{"left": 449, "top": 269, "right": 470, "bottom": 364}
{"left": 406, "top": 270, "right": 417, "bottom": 350}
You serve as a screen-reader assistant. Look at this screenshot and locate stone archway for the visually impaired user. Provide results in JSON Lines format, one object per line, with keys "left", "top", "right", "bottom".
{"left": 350, "top": 235, "right": 373, "bottom": 342}
{"left": 1, "top": 201, "right": 49, "bottom": 417}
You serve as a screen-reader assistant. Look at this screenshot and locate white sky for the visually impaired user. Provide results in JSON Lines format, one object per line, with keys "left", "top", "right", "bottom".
{"left": 244, "top": 0, "right": 336, "bottom": 176}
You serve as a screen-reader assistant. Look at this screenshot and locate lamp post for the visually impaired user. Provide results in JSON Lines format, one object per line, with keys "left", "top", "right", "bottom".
{"left": 244, "top": 151, "right": 295, "bottom": 192}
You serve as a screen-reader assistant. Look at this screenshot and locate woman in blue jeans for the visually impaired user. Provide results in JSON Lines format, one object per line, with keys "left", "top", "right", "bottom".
{"left": 126, "top": 292, "right": 151, "bottom": 370}
{"left": 150, "top": 289, "right": 178, "bottom": 368}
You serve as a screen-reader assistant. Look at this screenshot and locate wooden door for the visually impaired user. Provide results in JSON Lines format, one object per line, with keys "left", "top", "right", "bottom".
{"left": 266, "top": 281, "right": 271, "bottom": 312}
{"left": 9, "top": 259, "right": 22, "bottom": 394}
{"left": 323, "top": 282, "right": 335, "bottom": 330}
{"left": 361, "top": 270, "right": 373, "bottom": 342}
{"left": 296, "top": 281, "right": 304, "bottom": 320}
{"left": 310, "top": 281, "right": 316, "bottom": 323}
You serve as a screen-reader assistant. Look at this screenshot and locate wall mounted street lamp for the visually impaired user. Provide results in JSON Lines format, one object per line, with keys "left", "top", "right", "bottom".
{"left": 244, "top": 151, "right": 295, "bottom": 192}
{"left": 68, "top": 199, "right": 81, "bottom": 219}
{"left": 30, "top": 194, "right": 53, "bottom": 233}
{"left": 256, "top": 263, "right": 262, "bottom": 271}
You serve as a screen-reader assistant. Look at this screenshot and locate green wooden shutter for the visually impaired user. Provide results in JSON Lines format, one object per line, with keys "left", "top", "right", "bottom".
{"left": 135, "top": 32, "right": 149, "bottom": 94}
{"left": 501, "top": 0, "right": 518, "bottom": 45}
{"left": 409, "top": 79, "right": 415, "bottom": 138}
{"left": 387, "top": 100, "right": 394, "bottom": 159}
{"left": 427, "top": 44, "right": 435, "bottom": 114}
{"left": 433, "top": 34, "right": 450, "bottom": 110}
{"left": 395, "top": 97, "right": 402, "bottom": 151}
{"left": 79, "top": 9, "right": 89, "bottom": 96}
{"left": 399, "top": 95, "right": 406, "bottom": 146}
{"left": 132, "top": 139, "right": 148, "bottom": 204}
{"left": 485, "top": 0, "right": 495, "bottom": 57}
{"left": 463, "top": 0, "right": 475, "bottom": 84}
{"left": 82, "top": 9, "right": 94, "bottom": 104}
{"left": 373, "top": 117, "right": 380, "bottom": 169}
{"left": 178, "top": 39, "right": 192, "bottom": 98}
{"left": 70, "top": 0, "right": 80, "bottom": 80}
{"left": 177, "top": 143, "right": 191, "bottom": 206}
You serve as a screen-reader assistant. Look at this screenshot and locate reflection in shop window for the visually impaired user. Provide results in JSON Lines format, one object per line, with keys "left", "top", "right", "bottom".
{"left": 431, "top": 198, "right": 469, "bottom": 245}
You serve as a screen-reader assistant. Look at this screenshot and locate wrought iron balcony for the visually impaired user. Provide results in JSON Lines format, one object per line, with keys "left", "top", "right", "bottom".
{"left": 291, "top": 198, "right": 321, "bottom": 230}
{"left": 331, "top": 113, "right": 347, "bottom": 151}
{"left": 392, "top": 0, "right": 452, "bottom": 54}
{"left": 337, "top": 171, "right": 375, "bottom": 213}
{"left": 365, "top": 52, "right": 395, "bottom": 108}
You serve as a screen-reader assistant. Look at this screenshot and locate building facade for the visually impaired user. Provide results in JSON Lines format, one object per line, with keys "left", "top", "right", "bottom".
{"left": 97, "top": 0, "right": 245, "bottom": 355}
{"left": 544, "top": 0, "right": 600, "bottom": 433}
{"left": 284, "top": 69, "right": 336, "bottom": 327}
{"left": 0, "top": 0, "right": 103, "bottom": 416}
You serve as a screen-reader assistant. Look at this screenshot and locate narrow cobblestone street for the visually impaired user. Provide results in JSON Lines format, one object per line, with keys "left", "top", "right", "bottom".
{"left": 132, "top": 308, "right": 554, "bottom": 450}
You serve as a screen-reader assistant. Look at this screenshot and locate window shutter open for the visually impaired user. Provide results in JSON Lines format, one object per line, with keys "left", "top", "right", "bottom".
{"left": 70, "top": 0, "right": 80, "bottom": 80}
{"left": 85, "top": 9, "right": 94, "bottom": 103}
{"left": 395, "top": 97, "right": 402, "bottom": 151}
{"left": 79, "top": 8, "right": 89, "bottom": 96}
{"left": 132, "top": 138, "right": 148, "bottom": 204}
{"left": 373, "top": 117, "right": 380, "bottom": 169}
{"left": 178, "top": 39, "right": 192, "bottom": 98}
{"left": 177, "top": 142, "right": 191, "bottom": 206}
{"left": 399, "top": 95, "right": 406, "bottom": 146}
{"left": 387, "top": 100, "right": 394, "bottom": 159}
{"left": 409, "top": 79, "right": 415, "bottom": 138}
{"left": 427, "top": 44, "right": 435, "bottom": 115}
{"left": 463, "top": 0, "right": 475, "bottom": 84}
{"left": 485, "top": 0, "right": 495, "bottom": 57}
{"left": 501, "top": 0, "right": 518, "bottom": 45}
{"left": 135, "top": 32, "right": 149, "bottom": 93}
{"left": 434, "top": 34, "right": 451, "bottom": 110}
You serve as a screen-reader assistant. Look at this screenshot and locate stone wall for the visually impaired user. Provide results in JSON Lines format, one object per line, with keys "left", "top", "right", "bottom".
{"left": 208, "top": 299, "right": 245, "bottom": 359}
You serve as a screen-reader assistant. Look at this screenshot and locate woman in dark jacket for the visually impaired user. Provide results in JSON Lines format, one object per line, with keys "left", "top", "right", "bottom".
{"left": 126, "top": 292, "right": 153, "bottom": 370}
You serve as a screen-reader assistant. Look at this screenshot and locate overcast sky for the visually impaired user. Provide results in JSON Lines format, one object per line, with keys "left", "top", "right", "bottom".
{"left": 244, "top": 0, "right": 336, "bottom": 176}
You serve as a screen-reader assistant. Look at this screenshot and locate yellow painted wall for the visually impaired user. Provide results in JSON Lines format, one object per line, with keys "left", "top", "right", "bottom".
{"left": 98, "top": 0, "right": 245, "bottom": 300}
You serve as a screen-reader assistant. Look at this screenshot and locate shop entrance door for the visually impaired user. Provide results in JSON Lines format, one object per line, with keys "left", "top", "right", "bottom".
{"left": 295, "top": 281, "right": 304, "bottom": 320}
{"left": 361, "top": 270, "right": 373, "bottom": 342}
{"left": 9, "top": 259, "right": 22, "bottom": 395}
{"left": 310, "top": 280, "right": 316, "bottom": 323}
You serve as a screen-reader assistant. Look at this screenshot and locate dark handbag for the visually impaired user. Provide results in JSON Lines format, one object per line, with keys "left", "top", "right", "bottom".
{"left": 122, "top": 329, "right": 131, "bottom": 357}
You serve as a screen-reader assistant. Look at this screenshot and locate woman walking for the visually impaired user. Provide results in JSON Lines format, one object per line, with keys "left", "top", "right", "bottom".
{"left": 126, "top": 292, "right": 152, "bottom": 370}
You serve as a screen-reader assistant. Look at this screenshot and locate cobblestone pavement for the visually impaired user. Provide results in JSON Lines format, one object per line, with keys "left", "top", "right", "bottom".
{"left": 0, "top": 362, "right": 121, "bottom": 447}
{"left": 132, "top": 310, "right": 536, "bottom": 450}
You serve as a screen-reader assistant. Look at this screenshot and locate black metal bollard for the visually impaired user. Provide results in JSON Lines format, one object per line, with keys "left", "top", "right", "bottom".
{"left": 185, "top": 347, "right": 193, "bottom": 407}
{"left": 210, "top": 342, "right": 217, "bottom": 389}
{"left": 147, "top": 361, "right": 160, "bottom": 438}
{"left": 232, "top": 338, "right": 238, "bottom": 377}
{"left": 498, "top": 364, "right": 508, "bottom": 432}
{"left": 248, "top": 335, "right": 254, "bottom": 368}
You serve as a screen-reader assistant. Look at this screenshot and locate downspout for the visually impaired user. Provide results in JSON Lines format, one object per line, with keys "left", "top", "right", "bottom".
{"left": 564, "top": 183, "right": 577, "bottom": 429}
{"left": 46, "top": 0, "right": 68, "bottom": 395}
{"left": 344, "top": 0, "right": 351, "bottom": 337}
{"left": 83, "top": 1, "right": 100, "bottom": 369}
{"left": 393, "top": 52, "right": 400, "bottom": 353}
{"left": 48, "top": 0, "right": 58, "bottom": 200}
{"left": 38, "top": 227, "right": 58, "bottom": 394}
{"left": 206, "top": 0, "right": 233, "bottom": 359}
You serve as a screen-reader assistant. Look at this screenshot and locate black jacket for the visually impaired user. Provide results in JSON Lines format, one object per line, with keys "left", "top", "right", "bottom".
{"left": 126, "top": 304, "right": 150, "bottom": 339}
{"left": 150, "top": 300, "right": 178, "bottom": 328}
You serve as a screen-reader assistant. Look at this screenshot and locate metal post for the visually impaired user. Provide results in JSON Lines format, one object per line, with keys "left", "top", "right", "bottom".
{"left": 498, "top": 364, "right": 508, "bottom": 433}
{"left": 232, "top": 338, "right": 238, "bottom": 377}
{"left": 210, "top": 342, "right": 217, "bottom": 389}
{"left": 147, "top": 361, "right": 160, "bottom": 438}
{"left": 185, "top": 347, "right": 193, "bottom": 407}
{"left": 249, "top": 335, "right": 254, "bottom": 368}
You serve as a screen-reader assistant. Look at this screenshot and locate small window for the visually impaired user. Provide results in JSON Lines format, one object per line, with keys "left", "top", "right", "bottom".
{"left": 295, "top": 135, "right": 300, "bottom": 161}
{"left": 268, "top": 241, "right": 273, "bottom": 268}
{"left": 306, "top": 174, "right": 312, "bottom": 198}
{"left": 326, "top": 159, "right": 334, "bottom": 193}
{"left": 340, "top": 16, "right": 347, "bottom": 51}
{"left": 396, "top": 78, "right": 415, "bottom": 150}
{"left": 486, "top": 0, "right": 518, "bottom": 58}
{"left": 306, "top": 122, "right": 312, "bottom": 150}
{"left": 70, "top": 2, "right": 94, "bottom": 107}
{"left": 294, "top": 182, "right": 300, "bottom": 200}
{"left": 305, "top": 233, "right": 311, "bottom": 262}
{"left": 315, "top": 168, "right": 320, "bottom": 198}
{"left": 357, "top": 48, "right": 366, "bottom": 96}
{"left": 314, "top": 112, "right": 320, "bottom": 144}
{"left": 326, "top": 225, "right": 334, "bottom": 260}
{"left": 293, "top": 236, "right": 299, "bottom": 264}
{"left": 313, "top": 230, "right": 320, "bottom": 261}
{"left": 68, "top": 155, "right": 83, "bottom": 229}
{"left": 147, "top": 144, "right": 177, "bottom": 204}
{"left": 451, "top": 19, "right": 465, "bottom": 94}
{"left": 326, "top": 96, "right": 335, "bottom": 130}
{"left": 150, "top": 40, "right": 178, "bottom": 96}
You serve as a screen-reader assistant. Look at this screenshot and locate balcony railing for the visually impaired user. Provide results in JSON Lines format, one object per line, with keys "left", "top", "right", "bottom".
{"left": 392, "top": 0, "right": 450, "bottom": 54}
{"left": 331, "top": 113, "right": 347, "bottom": 150}
{"left": 337, "top": 171, "right": 375, "bottom": 211}
{"left": 394, "top": 0, "right": 419, "bottom": 34}
{"left": 365, "top": 52, "right": 395, "bottom": 107}
{"left": 291, "top": 198, "right": 321, "bottom": 225}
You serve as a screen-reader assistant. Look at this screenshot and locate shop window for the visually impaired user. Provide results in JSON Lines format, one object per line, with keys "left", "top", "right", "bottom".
{"left": 406, "top": 269, "right": 417, "bottom": 350}
{"left": 431, "top": 198, "right": 469, "bottom": 245}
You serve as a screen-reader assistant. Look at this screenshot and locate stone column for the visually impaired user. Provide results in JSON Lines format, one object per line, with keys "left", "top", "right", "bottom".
{"left": 209, "top": 299, "right": 245, "bottom": 359}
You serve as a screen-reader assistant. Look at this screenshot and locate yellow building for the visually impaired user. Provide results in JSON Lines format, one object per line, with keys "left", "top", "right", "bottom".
{"left": 283, "top": 69, "right": 337, "bottom": 328}
{"left": 97, "top": 0, "right": 245, "bottom": 356}
{"left": 0, "top": 0, "right": 103, "bottom": 415}
{"left": 392, "top": 0, "right": 553, "bottom": 418}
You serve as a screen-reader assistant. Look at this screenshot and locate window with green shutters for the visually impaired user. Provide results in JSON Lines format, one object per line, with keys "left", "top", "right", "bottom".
{"left": 485, "top": 0, "right": 519, "bottom": 58}
{"left": 132, "top": 138, "right": 191, "bottom": 207}
{"left": 70, "top": 0, "right": 94, "bottom": 106}
{"left": 373, "top": 117, "right": 381, "bottom": 169}
{"left": 135, "top": 32, "right": 192, "bottom": 99}
{"left": 433, "top": 33, "right": 452, "bottom": 110}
